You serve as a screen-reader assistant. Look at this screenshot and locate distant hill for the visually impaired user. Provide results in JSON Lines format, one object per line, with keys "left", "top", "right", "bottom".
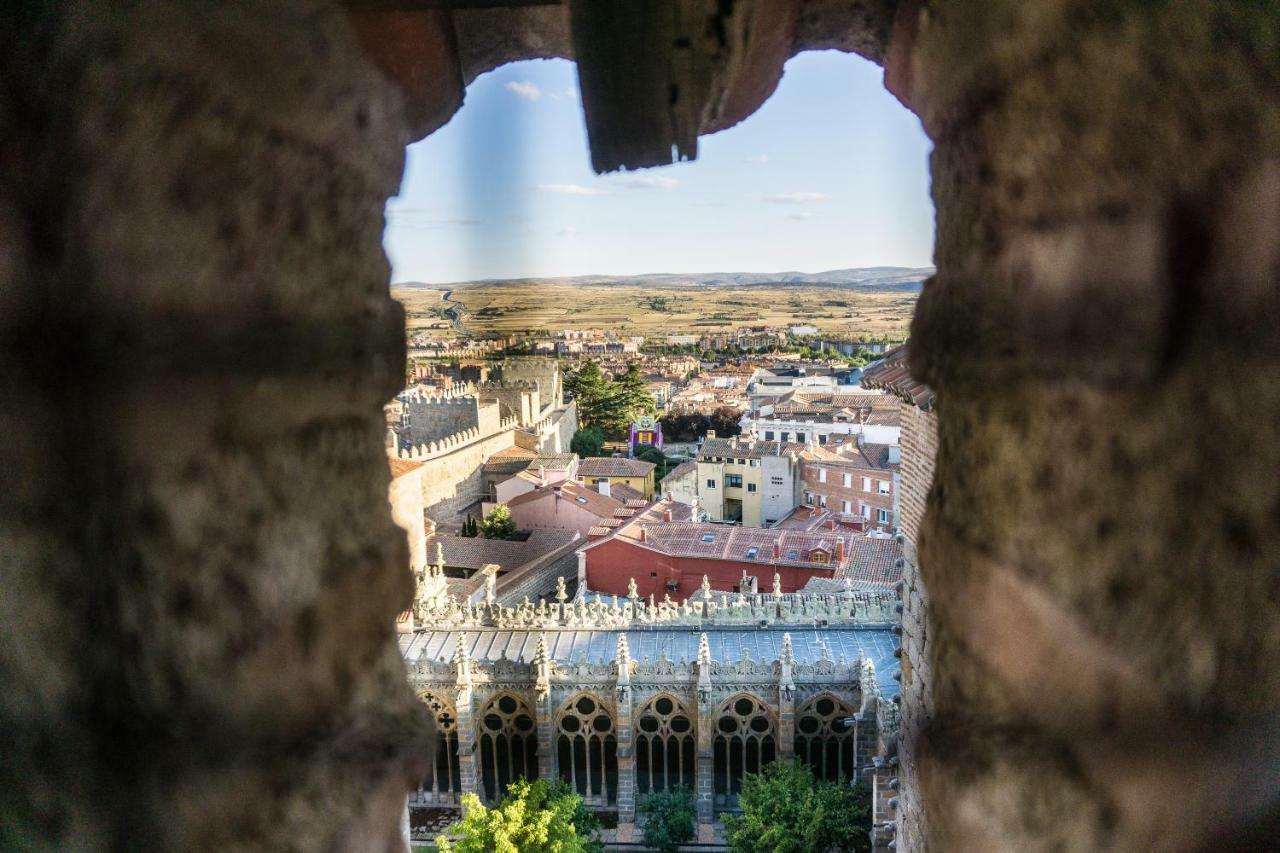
{"left": 394, "top": 266, "right": 934, "bottom": 293}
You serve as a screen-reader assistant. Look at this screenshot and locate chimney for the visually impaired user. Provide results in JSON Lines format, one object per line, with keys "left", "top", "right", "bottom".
{"left": 773, "top": 543, "right": 781, "bottom": 561}
{"left": 599, "top": 480, "right": 611, "bottom": 498}
{"left": 640, "top": 527, "right": 647, "bottom": 542}
{"left": 538, "top": 465, "right": 546, "bottom": 482}
{"left": 663, "top": 508, "right": 673, "bottom": 522}
{"left": 707, "top": 429, "right": 717, "bottom": 439}
{"left": 888, "top": 445, "right": 901, "bottom": 464}
{"left": 835, "top": 539, "right": 846, "bottom": 561}
{"left": 827, "top": 518, "right": 837, "bottom": 531}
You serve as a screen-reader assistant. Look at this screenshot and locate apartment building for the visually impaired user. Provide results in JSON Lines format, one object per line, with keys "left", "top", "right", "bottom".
{"left": 696, "top": 433, "right": 804, "bottom": 527}
{"left": 800, "top": 439, "right": 901, "bottom": 532}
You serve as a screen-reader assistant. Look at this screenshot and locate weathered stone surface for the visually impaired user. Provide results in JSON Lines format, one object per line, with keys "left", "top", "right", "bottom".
{"left": 1, "top": 2, "right": 430, "bottom": 850}
{"left": 900, "top": 1, "right": 1280, "bottom": 849}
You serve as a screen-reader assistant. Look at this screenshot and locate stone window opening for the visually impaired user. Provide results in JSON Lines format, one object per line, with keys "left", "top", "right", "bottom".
{"left": 634, "top": 693, "right": 696, "bottom": 795}
{"left": 415, "top": 691, "right": 461, "bottom": 805}
{"left": 713, "top": 693, "right": 777, "bottom": 810}
{"left": 556, "top": 693, "right": 618, "bottom": 806}
{"left": 794, "top": 693, "right": 857, "bottom": 783}
{"left": 478, "top": 693, "right": 538, "bottom": 802}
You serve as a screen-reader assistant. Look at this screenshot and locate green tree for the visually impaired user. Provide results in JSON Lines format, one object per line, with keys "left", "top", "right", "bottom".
{"left": 722, "top": 762, "right": 870, "bottom": 853}
{"left": 570, "top": 426, "right": 605, "bottom": 458}
{"left": 438, "top": 779, "right": 602, "bottom": 853}
{"left": 615, "top": 362, "right": 657, "bottom": 421}
{"left": 479, "top": 504, "right": 518, "bottom": 541}
{"left": 634, "top": 444, "right": 670, "bottom": 480}
{"left": 565, "top": 360, "right": 629, "bottom": 434}
{"left": 637, "top": 786, "right": 696, "bottom": 853}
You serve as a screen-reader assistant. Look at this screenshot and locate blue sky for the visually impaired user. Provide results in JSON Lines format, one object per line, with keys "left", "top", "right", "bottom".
{"left": 384, "top": 52, "right": 934, "bottom": 284}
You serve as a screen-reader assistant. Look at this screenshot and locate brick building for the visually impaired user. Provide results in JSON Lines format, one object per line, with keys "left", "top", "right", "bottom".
{"left": 800, "top": 439, "right": 901, "bottom": 532}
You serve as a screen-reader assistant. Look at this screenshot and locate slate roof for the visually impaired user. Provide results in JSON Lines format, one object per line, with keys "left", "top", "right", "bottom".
{"left": 861, "top": 345, "right": 935, "bottom": 411}
{"left": 577, "top": 457, "right": 656, "bottom": 478}
{"left": 400, "top": 627, "right": 901, "bottom": 697}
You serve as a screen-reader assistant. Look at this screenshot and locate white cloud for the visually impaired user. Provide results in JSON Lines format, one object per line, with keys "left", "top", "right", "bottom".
{"left": 535, "top": 183, "right": 610, "bottom": 196}
{"left": 762, "top": 191, "right": 832, "bottom": 204}
{"left": 787, "top": 212, "right": 816, "bottom": 221}
{"left": 557, "top": 226, "right": 579, "bottom": 238}
{"left": 505, "top": 80, "right": 542, "bottom": 101}
{"left": 613, "top": 174, "right": 680, "bottom": 190}
{"left": 744, "top": 154, "right": 769, "bottom": 164}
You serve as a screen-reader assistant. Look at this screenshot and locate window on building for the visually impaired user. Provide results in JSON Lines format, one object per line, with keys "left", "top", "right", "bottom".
{"left": 557, "top": 693, "right": 618, "bottom": 806}
{"left": 414, "top": 691, "right": 461, "bottom": 806}
{"left": 795, "top": 694, "right": 857, "bottom": 783}
{"left": 771, "top": 477, "right": 784, "bottom": 485}
{"left": 738, "top": 458, "right": 746, "bottom": 465}
{"left": 747, "top": 483, "right": 757, "bottom": 493}
{"left": 478, "top": 693, "right": 538, "bottom": 802}
{"left": 726, "top": 474, "right": 743, "bottom": 488}
{"left": 795, "top": 432, "right": 806, "bottom": 443}
{"left": 745, "top": 546, "right": 759, "bottom": 559}
{"left": 818, "top": 468, "right": 827, "bottom": 483}
{"left": 878, "top": 480, "right": 890, "bottom": 495}
{"left": 862, "top": 477, "right": 872, "bottom": 492}
{"left": 707, "top": 479, "right": 716, "bottom": 489}
{"left": 842, "top": 472, "right": 851, "bottom": 487}
{"left": 781, "top": 432, "right": 790, "bottom": 442}
{"left": 818, "top": 434, "right": 828, "bottom": 445}
{"left": 842, "top": 499, "right": 850, "bottom": 514}
{"left": 713, "top": 694, "right": 777, "bottom": 809}
{"left": 878, "top": 508, "right": 891, "bottom": 525}
{"left": 819, "top": 495, "right": 827, "bottom": 508}
{"left": 862, "top": 504, "right": 871, "bottom": 520}
{"left": 764, "top": 431, "right": 775, "bottom": 440}
{"left": 701, "top": 533, "right": 716, "bottom": 543}
{"left": 636, "top": 694, "right": 696, "bottom": 795}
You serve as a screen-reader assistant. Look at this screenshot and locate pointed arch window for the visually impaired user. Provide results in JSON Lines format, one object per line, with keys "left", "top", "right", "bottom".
{"left": 713, "top": 693, "right": 776, "bottom": 809}
{"left": 478, "top": 693, "right": 538, "bottom": 802}
{"left": 556, "top": 693, "right": 618, "bottom": 806}
{"left": 634, "top": 693, "right": 695, "bottom": 795}
{"left": 414, "top": 691, "right": 461, "bottom": 805}
{"left": 794, "top": 693, "right": 857, "bottom": 782}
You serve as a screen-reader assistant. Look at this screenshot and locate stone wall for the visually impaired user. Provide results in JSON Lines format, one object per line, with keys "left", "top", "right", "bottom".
{"left": 895, "top": 0, "right": 1280, "bottom": 849}
{"left": 0, "top": 2, "right": 430, "bottom": 849}
{"left": 419, "top": 429, "right": 518, "bottom": 522}
{"left": 403, "top": 393, "right": 499, "bottom": 446}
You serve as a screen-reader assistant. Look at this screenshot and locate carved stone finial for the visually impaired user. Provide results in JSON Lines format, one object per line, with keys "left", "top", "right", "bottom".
{"left": 701, "top": 574, "right": 712, "bottom": 597}
{"left": 698, "top": 632, "right": 712, "bottom": 667}
{"left": 533, "top": 632, "right": 549, "bottom": 666}
{"left": 555, "top": 575, "right": 568, "bottom": 602}
{"left": 435, "top": 541, "right": 445, "bottom": 569}
{"left": 780, "top": 632, "right": 794, "bottom": 666}
{"left": 484, "top": 573, "right": 496, "bottom": 605}
{"left": 627, "top": 577, "right": 639, "bottom": 600}
{"left": 773, "top": 572, "right": 783, "bottom": 596}
{"left": 616, "top": 633, "right": 631, "bottom": 665}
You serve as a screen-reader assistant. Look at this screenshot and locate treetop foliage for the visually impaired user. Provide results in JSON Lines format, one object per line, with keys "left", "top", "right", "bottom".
{"left": 722, "top": 761, "right": 871, "bottom": 853}
{"left": 437, "top": 779, "right": 602, "bottom": 853}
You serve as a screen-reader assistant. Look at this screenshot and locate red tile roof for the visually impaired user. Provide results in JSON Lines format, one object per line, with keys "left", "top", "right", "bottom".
{"left": 861, "top": 345, "right": 935, "bottom": 411}
{"left": 507, "top": 479, "right": 628, "bottom": 519}
{"left": 577, "top": 457, "right": 656, "bottom": 478}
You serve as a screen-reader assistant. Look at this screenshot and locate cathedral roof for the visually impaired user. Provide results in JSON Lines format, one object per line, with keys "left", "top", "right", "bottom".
{"left": 400, "top": 626, "right": 901, "bottom": 697}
